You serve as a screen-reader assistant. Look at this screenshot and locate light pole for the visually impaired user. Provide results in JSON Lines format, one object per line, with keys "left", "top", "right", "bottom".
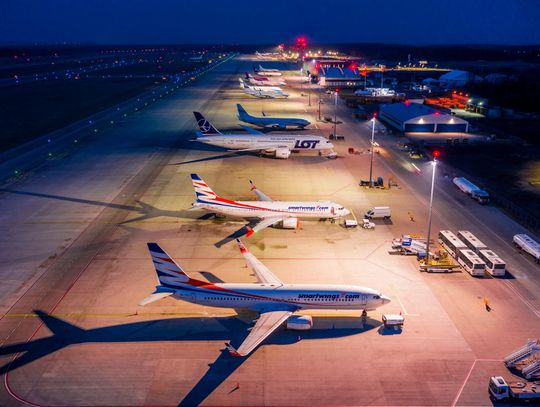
{"left": 308, "top": 80, "right": 311, "bottom": 106}
{"left": 425, "top": 154, "right": 439, "bottom": 264}
{"left": 318, "top": 97, "right": 322, "bottom": 121}
{"left": 369, "top": 117, "right": 376, "bottom": 187}
{"left": 333, "top": 90, "right": 338, "bottom": 139}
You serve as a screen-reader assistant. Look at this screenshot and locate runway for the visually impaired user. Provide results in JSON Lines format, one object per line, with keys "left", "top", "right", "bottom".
{"left": 0, "top": 55, "right": 538, "bottom": 406}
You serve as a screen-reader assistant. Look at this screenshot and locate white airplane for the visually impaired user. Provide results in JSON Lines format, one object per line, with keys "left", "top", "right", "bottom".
{"left": 239, "top": 78, "right": 288, "bottom": 98}
{"left": 189, "top": 53, "right": 204, "bottom": 61}
{"left": 245, "top": 72, "right": 286, "bottom": 86}
{"left": 141, "top": 240, "right": 391, "bottom": 356}
{"left": 237, "top": 104, "right": 310, "bottom": 129}
{"left": 193, "top": 112, "right": 336, "bottom": 159}
{"left": 255, "top": 51, "right": 281, "bottom": 59}
{"left": 190, "top": 173, "right": 350, "bottom": 234}
{"left": 255, "top": 64, "right": 282, "bottom": 76}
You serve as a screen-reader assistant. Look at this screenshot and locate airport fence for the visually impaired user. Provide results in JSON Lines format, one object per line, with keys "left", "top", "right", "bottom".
{"left": 491, "top": 192, "right": 540, "bottom": 233}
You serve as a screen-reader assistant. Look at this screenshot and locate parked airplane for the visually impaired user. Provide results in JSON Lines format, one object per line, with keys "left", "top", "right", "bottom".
{"left": 255, "top": 51, "right": 281, "bottom": 59}
{"left": 239, "top": 78, "right": 288, "bottom": 98}
{"left": 237, "top": 104, "right": 310, "bottom": 129}
{"left": 245, "top": 73, "right": 286, "bottom": 86}
{"left": 190, "top": 173, "right": 349, "bottom": 234}
{"left": 254, "top": 64, "right": 282, "bottom": 76}
{"left": 189, "top": 53, "right": 204, "bottom": 61}
{"left": 193, "top": 112, "right": 336, "bottom": 158}
{"left": 141, "top": 240, "right": 391, "bottom": 356}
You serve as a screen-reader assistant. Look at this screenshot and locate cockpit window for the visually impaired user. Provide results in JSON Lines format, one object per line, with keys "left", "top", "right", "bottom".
{"left": 373, "top": 295, "right": 380, "bottom": 299}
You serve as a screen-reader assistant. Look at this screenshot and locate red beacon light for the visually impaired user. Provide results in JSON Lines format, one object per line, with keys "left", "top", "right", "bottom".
{"left": 433, "top": 150, "right": 441, "bottom": 158}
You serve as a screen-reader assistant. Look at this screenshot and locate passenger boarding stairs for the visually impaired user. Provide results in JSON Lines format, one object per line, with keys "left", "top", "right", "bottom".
{"left": 505, "top": 339, "right": 540, "bottom": 379}
{"left": 522, "top": 358, "right": 540, "bottom": 379}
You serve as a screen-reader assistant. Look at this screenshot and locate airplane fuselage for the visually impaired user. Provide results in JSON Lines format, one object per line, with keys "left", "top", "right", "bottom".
{"left": 168, "top": 282, "right": 388, "bottom": 312}
{"left": 256, "top": 71, "right": 281, "bottom": 77}
{"left": 196, "top": 135, "right": 333, "bottom": 151}
{"left": 196, "top": 199, "right": 341, "bottom": 219}
{"left": 240, "top": 115, "right": 309, "bottom": 129}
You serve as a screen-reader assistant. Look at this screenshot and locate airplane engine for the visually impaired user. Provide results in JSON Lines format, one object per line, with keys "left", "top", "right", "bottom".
{"left": 286, "top": 315, "right": 313, "bottom": 330}
{"left": 278, "top": 217, "right": 298, "bottom": 229}
{"left": 274, "top": 147, "right": 291, "bottom": 159}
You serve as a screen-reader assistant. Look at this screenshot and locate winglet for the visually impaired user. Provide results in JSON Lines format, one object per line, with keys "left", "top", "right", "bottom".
{"left": 225, "top": 342, "right": 242, "bottom": 357}
{"left": 236, "top": 239, "right": 248, "bottom": 253}
{"left": 245, "top": 227, "right": 254, "bottom": 238}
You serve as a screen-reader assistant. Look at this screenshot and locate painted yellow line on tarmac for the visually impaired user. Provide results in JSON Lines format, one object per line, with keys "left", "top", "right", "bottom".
{"left": 2, "top": 312, "right": 367, "bottom": 318}
{"left": 1, "top": 312, "right": 229, "bottom": 318}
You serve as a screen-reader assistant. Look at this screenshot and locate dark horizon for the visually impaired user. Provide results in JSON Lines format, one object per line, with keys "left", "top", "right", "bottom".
{"left": 2, "top": 0, "right": 540, "bottom": 46}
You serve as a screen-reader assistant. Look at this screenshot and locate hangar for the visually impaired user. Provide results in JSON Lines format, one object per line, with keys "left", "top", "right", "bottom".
{"left": 379, "top": 102, "right": 469, "bottom": 133}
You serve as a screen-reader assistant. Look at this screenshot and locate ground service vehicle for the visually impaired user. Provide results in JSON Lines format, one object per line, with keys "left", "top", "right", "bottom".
{"left": 458, "top": 249, "right": 486, "bottom": 276}
{"left": 457, "top": 230, "right": 488, "bottom": 254}
{"left": 438, "top": 230, "right": 467, "bottom": 258}
{"left": 453, "top": 177, "right": 490, "bottom": 204}
{"left": 365, "top": 206, "right": 391, "bottom": 219}
{"left": 478, "top": 249, "right": 506, "bottom": 276}
{"left": 513, "top": 234, "right": 540, "bottom": 263}
{"left": 488, "top": 376, "right": 540, "bottom": 402}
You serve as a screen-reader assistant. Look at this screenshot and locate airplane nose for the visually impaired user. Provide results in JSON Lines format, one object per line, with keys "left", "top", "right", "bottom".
{"left": 381, "top": 295, "right": 391, "bottom": 305}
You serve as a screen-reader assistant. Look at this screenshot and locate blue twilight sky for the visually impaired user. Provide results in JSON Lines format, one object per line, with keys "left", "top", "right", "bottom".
{"left": 1, "top": 0, "right": 539, "bottom": 45}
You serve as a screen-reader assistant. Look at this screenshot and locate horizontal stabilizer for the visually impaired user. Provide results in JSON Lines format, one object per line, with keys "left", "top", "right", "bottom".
{"left": 139, "top": 291, "right": 174, "bottom": 306}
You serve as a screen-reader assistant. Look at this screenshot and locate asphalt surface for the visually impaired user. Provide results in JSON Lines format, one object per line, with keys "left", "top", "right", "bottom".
{"left": 0, "top": 54, "right": 538, "bottom": 406}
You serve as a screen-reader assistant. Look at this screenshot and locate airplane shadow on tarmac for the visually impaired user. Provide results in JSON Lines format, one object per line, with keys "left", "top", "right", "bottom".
{"left": 0, "top": 311, "right": 381, "bottom": 406}
{"left": 0, "top": 189, "right": 206, "bottom": 224}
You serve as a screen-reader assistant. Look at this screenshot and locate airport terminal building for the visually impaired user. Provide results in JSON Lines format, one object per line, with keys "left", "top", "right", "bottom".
{"left": 379, "top": 102, "right": 469, "bottom": 133}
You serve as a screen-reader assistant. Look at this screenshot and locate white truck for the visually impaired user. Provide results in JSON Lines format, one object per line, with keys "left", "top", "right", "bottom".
{"left": 452, "top": 177, "right": 490, "bottom": 204}
{"left": 488, "top": 376, "right": 540, "bottom": 402}
{"left": 365, "top": 206, "right": 391, "bottom": 220}
{"left": 513, "top": 234, "right": 540, "bottom": 263}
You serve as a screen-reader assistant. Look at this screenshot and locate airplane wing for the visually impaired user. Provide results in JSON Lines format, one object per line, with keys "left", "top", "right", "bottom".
{"left": 239, "top": 124, "right": 264, "bottom": 135}
{"left": 245, "top": 216, "right": 284, "bottom": 237}
{"left": 226, "top": 310, "right": 292, "bottom": 356}
{"left": 249, "top": 180, "right": 273, "bottom": 202}
{"left": 236, "top": 238, "right": 283, "bottom": 284}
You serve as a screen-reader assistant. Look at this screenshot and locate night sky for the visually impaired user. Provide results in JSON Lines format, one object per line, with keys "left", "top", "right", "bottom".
{"left": 2, "top": 0, "right": 539, "bottom": 45}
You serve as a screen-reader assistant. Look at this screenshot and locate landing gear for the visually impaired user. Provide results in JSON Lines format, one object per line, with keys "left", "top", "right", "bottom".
{"left": 361, "top": 310, "right": 367, "bottom": 324}
{"left": 331, "top": 218, "right": 336, "bottom": 224}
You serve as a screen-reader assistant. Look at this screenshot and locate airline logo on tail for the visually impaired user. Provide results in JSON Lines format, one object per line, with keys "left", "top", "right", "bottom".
{"left": 147, "top": 243, "right": 189, "bottom": 288}
{"left": 193, "top": 112, "right": 221, "bottom": 136}
{"left": 191, "top": 173, "right": 218, "bottom": 202}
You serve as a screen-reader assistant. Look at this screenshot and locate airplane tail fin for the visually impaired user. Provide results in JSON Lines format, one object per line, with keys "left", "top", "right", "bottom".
{"left": 236, "top": 103, "right": 249, "bottom": 119}
{"left": 238, "top": 78, "right": 247, "bottom": 88}
{"left": 147, "top": 243, "right": 190, "bottom": 288}
{"left": 191, "top": 173, "right": 220, "bottom": 203}
{"left": 193, "top": 112, "right": 221, "bottom": 136}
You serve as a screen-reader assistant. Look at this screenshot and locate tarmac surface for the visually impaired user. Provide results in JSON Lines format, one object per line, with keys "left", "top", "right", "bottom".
{"left": 0, "top": 55, "right": 539, "bottom": 406}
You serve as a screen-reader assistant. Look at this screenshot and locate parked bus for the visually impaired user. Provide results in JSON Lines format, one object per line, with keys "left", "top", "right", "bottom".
{"left": 457, "top": 230, "right": 488, "bottom": 254}
{"left": 458, "top": 249, "right": 486, "bottom": 276}
{"left": 438, "top": 230, "right": 467, "bottom": 258}
{"left": 478, "top": 249, "right": 506, "bottom": 276}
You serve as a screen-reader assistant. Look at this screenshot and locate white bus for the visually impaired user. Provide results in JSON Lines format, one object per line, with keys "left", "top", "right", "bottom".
{"left": 478, "top": 249, "right": 506, "bottom": 276}
{"left": 458, "top": 249, "right": 486, "bottom": 276}
{"left": 457, "top": 230, "right": 488, "bottom": 254}
{"left": 439, "top": 230, "right": 467, "bottom": 258}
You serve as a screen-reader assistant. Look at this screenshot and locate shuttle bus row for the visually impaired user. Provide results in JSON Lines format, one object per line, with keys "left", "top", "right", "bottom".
{"left": 438, "top": 230, "right": 506, "bottom": 276}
